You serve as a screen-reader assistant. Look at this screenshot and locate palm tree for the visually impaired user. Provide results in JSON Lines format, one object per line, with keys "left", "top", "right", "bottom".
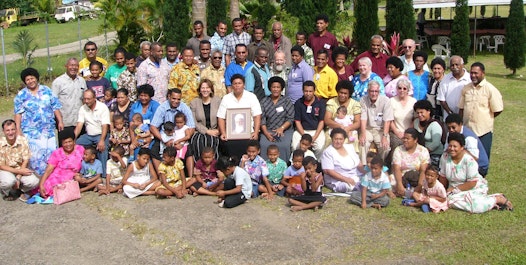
{"left": 192, "top": 0, "right": 207, "bottom": 35}
{"left": 230, "top": 0, "right": 239, "bottom": 20}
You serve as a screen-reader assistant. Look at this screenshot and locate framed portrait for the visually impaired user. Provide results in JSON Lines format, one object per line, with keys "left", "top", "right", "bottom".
{"left": 226, "top": 108, "right": 251, "bottom": 140}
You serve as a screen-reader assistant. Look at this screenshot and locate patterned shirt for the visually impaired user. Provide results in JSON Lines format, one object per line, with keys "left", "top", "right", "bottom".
{"left": 222, "top": 31, "right": 251, "bottom": 59}
{"left": 168, "top": 62, "right": 200, "bottom": 104}
{"left": 351, "top": 73, "right": 385, "bottom": 101}
{"left": 392, "top": 144, "right": 430, "bottom": 175}
{"left": 136, "top": 57, "right": 171, "bottom": 103}
{"left": 158, "top": 159, "right": 184, "bottom": 184}
{"left": 201, "top": 65, "right": 227, "bottom": 98}
{"left": 117, "top": 69, "right": 137, "bottom": 101}
{"left": 301, "top": 44, "right": 315, "bottom": 67}
{"left": 361, "top": 171, "right": 391, "bottom": 194}
{"left": 266, "top": 158, "right": 287, "bottom": 184}
{"left": 110, "top": 127, "right": 131, "bottom": 155}
{"left": 0, "top": 135, "right": 30, "bottom": 169}
{"left": 242, "top": 155, "right": 269, "bottom": 185}
{"left": 210, "top": 32, "right": 226, "bottom": 66}
{"left": 14, "top": 85, "right": 62, "bottom": 139}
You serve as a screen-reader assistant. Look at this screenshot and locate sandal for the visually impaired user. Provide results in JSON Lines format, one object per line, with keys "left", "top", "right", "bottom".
{"left": 18, "top": 193, "right": 31, "bottom": 202}
{"left": 497, "top": 195, "right": 513, "bottom": 211}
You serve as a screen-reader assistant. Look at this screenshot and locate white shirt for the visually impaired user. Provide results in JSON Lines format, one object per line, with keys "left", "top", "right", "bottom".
{"left": 217, "top": 91, "right": 262, "bottom": 132}
{"left": 436, "top": 70, "right": 470, "bottom": 119}
{"left": 77, "top": 101, "right": 111, "bottom": 136}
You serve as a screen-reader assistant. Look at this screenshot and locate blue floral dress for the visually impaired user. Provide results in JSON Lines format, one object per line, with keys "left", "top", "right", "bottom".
{"left": 351, "top": 73, "right": 385, "bottom": 101}
{"left": 14, "top": 85, "right": 62, "bottom": 175}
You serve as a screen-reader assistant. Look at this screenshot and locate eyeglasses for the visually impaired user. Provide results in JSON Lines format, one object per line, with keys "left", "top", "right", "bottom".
{"left": 397, "top": 87, "right": 408, "bottom": 90}
{"left": 85, "top": 48, "right": 96, "bottom": 51}
{"left": 236, "top": 51, "right": 246, "bottom": 54}
{"left": 369, "top": 90, "right": 380, "bottom": 93}
{"left": 402, "top": 46, "right": 413, "bottom": 49}
{"left": 213, "top": 56, "right": 222, "bottom": 59}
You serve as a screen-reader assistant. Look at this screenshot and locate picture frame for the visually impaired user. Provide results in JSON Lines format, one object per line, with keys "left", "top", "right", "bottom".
{"left": 226, "top": 108, "right": 251, "bottom": 140}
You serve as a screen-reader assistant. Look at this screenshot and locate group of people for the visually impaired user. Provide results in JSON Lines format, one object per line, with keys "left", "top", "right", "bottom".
{"left": 0, "top": 14, "right": 513, "bottom": 213}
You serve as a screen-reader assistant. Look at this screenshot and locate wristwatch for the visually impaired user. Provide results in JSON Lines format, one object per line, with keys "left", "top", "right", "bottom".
{"left": 383, "top": 132, "right": 389, "bottom": 137}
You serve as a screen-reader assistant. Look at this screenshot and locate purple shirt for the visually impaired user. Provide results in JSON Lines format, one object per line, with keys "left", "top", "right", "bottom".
{"left": 287, "top": 59, "right": 314, "bottom": 104}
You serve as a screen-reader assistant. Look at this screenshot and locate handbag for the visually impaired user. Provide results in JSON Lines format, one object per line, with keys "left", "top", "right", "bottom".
{"left": 53, "top": 180, "right": 81, "bottom": 205}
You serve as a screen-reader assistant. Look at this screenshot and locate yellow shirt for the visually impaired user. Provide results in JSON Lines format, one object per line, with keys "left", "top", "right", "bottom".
{"left": 78, "top": 57, "right": 109, "bottom": 78}
{"left": 169, "top": 62, "right": 200, "bottom": 104}
{"left": 201, "top": 65, "right": 227, "bottom": 98}
{"left": 313, "top": 65, "right": 338, "bottom": 99}
{"left": 158, "top": 159, "right": 184, "bottom": 184}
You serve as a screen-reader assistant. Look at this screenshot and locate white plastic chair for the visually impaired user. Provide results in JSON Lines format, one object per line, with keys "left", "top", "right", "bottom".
{"left": 478, "top": 35, "right": 491, "bottom": 51}
{"left": 431, "top": 44, "right": 450, "bottom": 61}
{"left": 488, "top": 35, "right": 505, "bottom": 53}
{"left": 437, "top": 36, "right": 451, "bottom": 50}
{"left": 417, "top": 35, "right": 429, "bottom": 49}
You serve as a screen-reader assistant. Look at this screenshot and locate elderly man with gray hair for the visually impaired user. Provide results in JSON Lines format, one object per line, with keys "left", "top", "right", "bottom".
{"left": 359, "top": 80, "right": 393, "bottom": 164}
{"left": 350, "top": 35, "right": 389, "bottom": 79}
{"left": 136, "top": 41, "right": 151, "bottom": 67}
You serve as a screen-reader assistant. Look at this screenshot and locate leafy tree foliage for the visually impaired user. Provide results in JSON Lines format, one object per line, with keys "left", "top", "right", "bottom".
{"left": 385, "top": 0, "right": 416, "bottom": 41}
{"left": 504, "top": 0, "right": 526, "bottom": 75}
{"left": 280, "top": 0, "right": 316, "bottom": 33}
{"left": 207, "top": 0, "right": 227, "bottom": 35}
{"left": 163, "top": 0, "right": 191, "bottom": 48}
{"left": 451, "top": 0, "right": 470, "bottom": 63}
{"left": 353, "top": 0, "right": 379, "bottom": 53}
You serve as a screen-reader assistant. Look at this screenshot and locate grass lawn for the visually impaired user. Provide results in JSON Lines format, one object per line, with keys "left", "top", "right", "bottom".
{"left": 0, "top": 19, "right": 104, "bottom": 55}
{"left": 0, "top": 49, "right": 524, "bottom": 263}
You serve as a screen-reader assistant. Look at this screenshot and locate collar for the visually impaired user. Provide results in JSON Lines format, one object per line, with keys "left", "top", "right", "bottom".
{"left": 1, "top": 135, "right": 23, "bottom": 147}
{"left": 235, "top": 60, "right": 247, "bottom": 67}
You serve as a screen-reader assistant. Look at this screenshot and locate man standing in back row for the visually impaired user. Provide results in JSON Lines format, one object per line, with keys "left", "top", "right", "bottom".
{"left": 458, "top": 62, "right": 503, "bottom": 164}
{"left": 308, "top": 14, "right": 338, "bottom": 67}
{"left": 222, "top": 18, "right": 251, "bottom": 66}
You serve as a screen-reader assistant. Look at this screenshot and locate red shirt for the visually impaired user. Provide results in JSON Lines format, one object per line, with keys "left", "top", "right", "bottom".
{"left": 308, "top": 31, "right": 339, "bottom": 67}
{"left": 350, "top": 50, "right": 389, "bottom": 79}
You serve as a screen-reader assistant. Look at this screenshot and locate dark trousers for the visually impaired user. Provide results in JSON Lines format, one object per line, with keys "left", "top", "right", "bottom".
{"left": 223, "top": 178, "right": 247, "bottom": 208}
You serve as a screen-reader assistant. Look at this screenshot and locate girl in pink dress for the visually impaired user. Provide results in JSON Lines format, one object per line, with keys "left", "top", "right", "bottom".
{"left": 39, "top": 131, "right": 84, "bottom": 198}
{"left": 407, "top": 164, "right": 448, "bottom": 213}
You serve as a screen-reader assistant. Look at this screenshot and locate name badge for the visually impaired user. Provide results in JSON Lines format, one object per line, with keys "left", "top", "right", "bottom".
{"left": 323, "top": 43, "right": 331, "bottom": 49}
{"left": 306, "top": 106, "right": 312, "bottom": 113}
{"left": 221, "top": 78, "right": 225, "bottom": 84}
{"left": 315, "top": 74, "right": 320, "bottom": 81}
{"left": 291, "top": 73, "right": 298, "bottom": 78}
{"left": 143, "top": 119, "right": 151, "bottom": 125}
{"left": 276, "top": 106, "right": 284, "bottom": 113}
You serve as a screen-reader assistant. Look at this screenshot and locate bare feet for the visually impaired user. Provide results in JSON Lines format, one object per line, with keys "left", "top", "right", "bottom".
{"left": 372, "top": 203, "right": 382, "bottom": 210}
{"left": 290, "top": 206, "right": 301, "bottom": 212}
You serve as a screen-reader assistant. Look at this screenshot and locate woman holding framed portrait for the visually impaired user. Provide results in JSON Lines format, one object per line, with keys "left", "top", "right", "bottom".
{"left": 217, "top": 74, "right": 262, "bottom": 159}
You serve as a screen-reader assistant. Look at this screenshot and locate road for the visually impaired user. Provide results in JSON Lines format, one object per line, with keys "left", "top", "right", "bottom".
{"left": 1, "top": 31, "right": 117, "bottom": 64}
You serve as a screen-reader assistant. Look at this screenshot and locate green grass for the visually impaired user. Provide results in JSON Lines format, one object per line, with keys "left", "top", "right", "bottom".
{"left": 1, "top": 19, "right": 104, "bottom": 55}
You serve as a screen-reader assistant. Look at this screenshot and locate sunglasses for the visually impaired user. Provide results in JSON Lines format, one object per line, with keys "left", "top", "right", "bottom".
{"left": 213, "top": 56, "right": 222, "bottom": 59}
{"left": 397, "top": 87, "right": 408, "bottom": 90}
{"left": 85, "top": 48, "right": 96, "bottom": 51}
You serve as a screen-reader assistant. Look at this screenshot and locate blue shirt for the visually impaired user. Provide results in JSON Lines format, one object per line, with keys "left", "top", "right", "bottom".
{"left": 129, "top": 100, "right": 160, "bottom": 124}
{"left": 462, "top": 126, "right": 489, "bottom": 170}
{"left": 224, "top": 61, "right": 254, "bottom": 87}
{"left": 287, "top": 60, "right": 314, "bottom": 104}
{"left": 361, "top": 171, "right": 391, "bottom": 194}
{"left": 351, "top": 73, "right": 385, "bottom": 101}
{"left": 81, "top": 159, "right": 103, "bottom": 179}
{"left": 245, "top": 63, "right": 271, "bottom": 96}
{"left": 408, "top": 70, "right": 429, "bottom": 100}
{"left": 150, "top": 101, "right": 195, "bottom": 131}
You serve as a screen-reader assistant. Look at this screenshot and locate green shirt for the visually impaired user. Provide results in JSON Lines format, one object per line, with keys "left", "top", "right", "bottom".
{"left": 105, "top": 64, "right": 127, "bottom": 89}
{"left": 266, "top": 158, "right": 287, "bottom": 184}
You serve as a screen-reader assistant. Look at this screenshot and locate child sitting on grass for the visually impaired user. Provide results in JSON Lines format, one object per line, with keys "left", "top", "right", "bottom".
{"left": 155, "top": 146, "right": 195, "bottom": 199}
{"left": 283, "top": 150, "right": 306, "bottom": 197}
{"left": 190, "top": 147, "right": 223, "bottom": 196}
{"left": 74, "top": 146, "right": 103, "bottom": 193}
{"left": 240, "top": 140, "right": 270, "bottom": 198}
{"left": 406, "top": 165, "right": 448, "bottom": 213}
{"left": 109, "top": 114, "right": 131, "bottom": 156}
{"left": 98, "top": 146, "right": 127, "bottom": 195}
{"left": 349, "top": 155, "right": 391, "bottom": 210}
{"left": 262, "top": 145, "right": 288, "bottom": 197}
{"left": 216, "top": 156, "right": 252, "bottom": 208}
{"left": 288, "top": 156, "right": 326, "bottom": 212}
{"left": 122, "top": 148, "right": 160, "bottom": 198}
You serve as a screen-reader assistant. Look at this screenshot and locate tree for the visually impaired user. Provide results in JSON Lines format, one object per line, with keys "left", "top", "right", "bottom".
{"left": 451, "top": 0, "right": 470, "bottom": 63}
{"left": 12, "top": 30, "right": 37, "bottom": 67}
{"left": 207, "top": 0, "right": 227, "bottom": 35}
{"left": 281, "top": 0, "right": 316, "bottom": 33}
{"left": 229, "top": 0, "right": 240, "bottom": 21}
{"left": 504, "top": 0, "right": 526, "bottom": 75}
{"left": 312, "top": 0, "right": 338, "bottom": 31}
{"left": 385, "top": 0, "right": 416, "bottom": 42}
{"left": 163, "top": 0, "right": 191, "bottom": 48}
{"left": 192, "top": 0, "right": 207, "bottom": 35}
{"left": 241, "top": 0, "right": 277, "bottom": 31}
{"left": 353, "top": 0, "right": 378, "bottom": 53}
{"left": 96, "top": 0, "right": 155, "bottom": 54}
